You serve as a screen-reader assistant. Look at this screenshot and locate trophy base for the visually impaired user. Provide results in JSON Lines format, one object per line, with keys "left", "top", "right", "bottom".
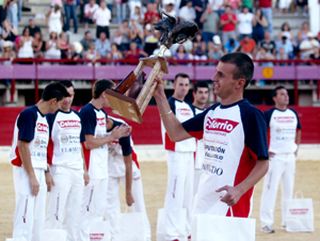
{"left": 105, "top": 89, "right": 143, "bottom": 123}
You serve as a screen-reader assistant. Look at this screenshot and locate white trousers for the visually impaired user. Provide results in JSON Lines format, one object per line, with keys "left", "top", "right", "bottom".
{"left": 163, "top": 151, "right": 194, "bottom": 240}
{"left": 105, "top": 164, "right": 151, "bottom": 240}
{"left": 12, "top": 167, "right": 46, "bottom": 241}
{"left": 79, "top": 178, "right": 108, "bottom": 241}
{"left": 260, "top": 154, "right": 296, "bottom": 227}
{"left": 46, "top": 166, "right": 84, "bottom": 241}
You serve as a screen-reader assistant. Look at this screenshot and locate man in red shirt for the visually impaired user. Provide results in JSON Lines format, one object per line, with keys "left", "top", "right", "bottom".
{"left": 239, "top": 35, "right": 256, "bottom": 57}
{"left": 220, "top": 5, "right": 237, "bottom": 45}
{"left": 144, "top": 2, "right": 160, "bottom": 25}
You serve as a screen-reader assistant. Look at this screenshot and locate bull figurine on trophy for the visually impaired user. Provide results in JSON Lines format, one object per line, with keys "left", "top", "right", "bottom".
{"left": 105, "top": 12, "right": 199, "bottom": 123}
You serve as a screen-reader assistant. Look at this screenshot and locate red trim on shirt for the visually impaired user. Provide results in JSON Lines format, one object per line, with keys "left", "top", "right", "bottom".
{"left": 47, "top": 138, "right": 54, "bottom": 166}
{"left": 11, "top": 146, "right": 22, "bottom": 166}
{"left": 188, "top": 130, "right": 203, "bottom": 140}
{"left": 82, "top": 142, "right": 91, "bottom": 170}
{"left": 132, "top": 149, "right": 140, "bottom": 169}
{"left": 165, "top": 132, "right": 175, "bottom": 151}
{"left": 230, "top": 146, "right": 257, "bottom": 217}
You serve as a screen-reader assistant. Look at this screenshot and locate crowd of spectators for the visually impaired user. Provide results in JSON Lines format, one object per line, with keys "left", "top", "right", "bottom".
{"left": 0, "top": 0, "right": 318, "bottom": 67}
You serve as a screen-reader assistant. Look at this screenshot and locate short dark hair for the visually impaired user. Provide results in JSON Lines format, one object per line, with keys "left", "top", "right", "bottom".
{"left": 220, "top": 52, "right": 254, "bottom": 88}
{"left": 92, "top": 79, "right": 115, "bottom": 99}
{"left": 42, "top": 82, "right": 70, "bottom": 101}
{"left": 272, "top": 85, "right": 286, "bottom": 97}
{"left": 174, "top": 73, "right": 190, "bottom": 83}
{"left": 193, "top": 81, "right": 209, "bottom": 93}
{"left": 60, "top": 80, "right": 73, "bottom": 88}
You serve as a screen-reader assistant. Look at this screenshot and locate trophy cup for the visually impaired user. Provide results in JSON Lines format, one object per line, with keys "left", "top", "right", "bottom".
{"left": 105, "top": 12, "right": 199, "bottom": 123}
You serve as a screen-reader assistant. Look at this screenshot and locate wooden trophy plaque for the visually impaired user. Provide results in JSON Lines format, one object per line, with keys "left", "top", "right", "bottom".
{"left": 105, "top": 57, "right": 168, "bottom": 123}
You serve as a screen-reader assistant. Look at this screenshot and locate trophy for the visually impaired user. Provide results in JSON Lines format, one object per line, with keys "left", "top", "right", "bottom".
{"left": 105, "top": 12, "right": 199, "bottom": 123}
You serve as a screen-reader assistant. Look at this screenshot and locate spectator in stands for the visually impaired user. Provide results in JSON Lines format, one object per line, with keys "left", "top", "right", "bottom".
{"left": 117, "top": 19, "right": 131, "bottom": 51}
{"left": 192, "top": 41, "right": 208, "bottom": 61}
{"left": 278, "top": 22, "right": 293, "bottom": 41}
{"left": 238, "top": 35, "right": 256, "bottom": 57}
{"left": 252, "top": 8, "right": 267, "bottom": 44}
{"left": 200, "top": 3, "right": 219, "bottom": 43}
{"left": 84, "top": 42, "right": 101, "bottom": 64}
{"left": 129, "top": 19, "right": 144, "bottom": 49}
{"left": 299, "top": 32, "right": 320, "bottom": 59}
{"left": 224, "top": 37, "right": 239, "bottom": 53}
{"left": 130, "top": 5, "right": 144, "bottom": 25}
{"left": 32, "top": 32, "right": 46, "bottom": 58}
{"left": 27, "top": 18, "right": 41, "bottom": 37}
{"left": 279, "top": 0, "right": 292, "bottom": 13}
{"left": 237, "top": 6, "right": 254, "bottom": 40}
{"left": 46, "top": 4, "right": 63, "bottom": 35}
{"left": 125, "top": 41, "right": 147, "bottom": 64}
{"left": 107, "top": 42, "right": 123, "bottom": 61}
{"left": 93, "top": 0, "right": 112, "bottom": 39}
{"left": 1, "top": 40, "right": 16, "bottom": 61}
{"left": 207, "top": 39, "right": 225, "bottom": 61}
{"left": 51, "top": 0, "right": 63, "bottom": 7}
{"left": 225, "top": 0, "right": 241, "bottom": 11}
{"left": 17, "top": 27, "right": 34, "bottom": 58}
{"left": 143, "top": 23, "right": 158, "bottom": 55}
{"left": 260, "top": 31, "right": 276, "bottom": 55}
{"left": 173, "top": 44, "right": 192, "bottom": 64}
{"left": 276, "top": 46, "right": 289, "bottom": 61}
{"left": 58, "top": 31, "right": 70, "bottom": 59}
{"left": 256, "top": 46, "right": 275, "bottom": 62}
{"left": 258, "top": 0, "right": 272, "bottom": 34}
{"left": 163, "top": 1, "right": 176, "bottom": 17}
{"left": 1, "top": 19, "right": 18, "bottom": 42}
{"left": 179, "top": 0, "right": 196, "bottom": 22}
{"left": 80, "top": 30, "right": 94, "bottom": 52}
{"left": 6, "top": 0, "right": 18, "bottom": 29}
{"left": 276, "top": 33, "right": 294, "bottom": 59}
{"left": 209, "top": 0, "right": 224, "bottom": 15}
{"left": 84, "top": 0, "right": 99, "bottom": 29}
{"left": 115, "top": 0, "right": 128, "bottom": 24}
{"left": 297, "top": 21, "right": 310, "bottom": 45}
{"left": 95, "top": 31, "right": 111, "bottom": 58}
{"left": 193, "top": 0, "right": 206, "bottom": 29}
{"left": 296, "top": 0, "right": 308, "bottom": 16}
{"left": 0, "top": 0, "right": 5, "bottom": 23}
{"left": 220, "top": 5, "right": 237, "bottom": 45}
{"left": 45, "top": 31, "right": 61, "bottom": 59}
{"left": 242, "top": 0, "right": 254, "bottom": 11}
{"left": 65, "top": 42, "right": 83, "bottom": 64}
{"left": 63, "top": 0, "right": 78, "bottom": 34}
{"left": 143, "top": 2, "right": 160, "bottom": 25}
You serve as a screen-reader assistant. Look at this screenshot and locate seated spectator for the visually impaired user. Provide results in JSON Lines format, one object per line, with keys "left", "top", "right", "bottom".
{"left": 192, "top": 41, "right": 208, "bottom": 61}
{"left": 208, "top": 36, "right": 225, "bottom": 61}
{"left": 80, "top": 30, "right": 95, "bottom": 52}
{"left": 260, "top": 31, "right": 276, "bottom": 55}
{"left": 32, "top": 32, "right": 46, "bottom": 58}
{"left": 93, "top": 0, "right": 112, "bottom": 39}
{"left": 143, "top": 23, "right": 158, "bottom": 55}
{"left": 144, "top": 2, "right": 160, "bottom": 25}
{"left": 46, "top": 4, "right": 63, "bottom": 35}
{"left": 107, "top": 43, "right": 123, "bottom": 61}
{"left": 278, "top": 22, "right": 293, "bottom": 41}
{"left": 58, "top": 32, "right": 70, "bottom": 59}
{"left": 297, "top": 21, "right": 310, "bottom": 45}
{"left": 252, "top": 8, "right": 267, "bottom": 44}
{"left": 255, "top": 46, "right": 275, "bottom": 62}
{"left": 173, "top": 45, "right": 192, "bottom": 64}
{"left": 220, "top": 5, "right": 237, "bottom": 45}
{"left": 84, "top": 0, "right": 99, "bottom": 29}
{"left": 163, "top": 1, "right": 176, "bottom": 17}
{"left": 299, "top": 32, "right": 319, "bottom": 59}
{"left": 65, "top": 42, "right": 83, "bottom": 64}
{"left": 45, "top": 31, "right": 61, "bottom": 59}
{"left": 179, "top": 0, "right": 196, "bottom": 22}
{"left": 130, "top": 19, "right": 144, "bottom": 49}
{"left": 95, "top": 31, "right": 111, "bottom": 58}
{"left": 17, "top": 27, "right": 34, "bottom": 58}
{"left": 84, "top": 42, "right": 101, "bottom": 64}
{"left": 224, "top": 37, "right": 239, "bottom": 53}
{"left": 27, "top": 18, "right": 41, "bottom": 37}
{"left": 117, "top": 19, "right": 131, "bottom": 51}
{"left": 237, "top": 6, "right": 254, "bottom": 40}
{"left": 1, "top": 40, "right": 16, "bottom": 60}
{"left": 1, "top": 19, "right": 18, "bottom": 42}
{"left": 130, "top": 5, "right": 144, "bottom": 25}
{"left": 125, "top": 41, "right": 148, "bottom": 64}
{"left": 276, "top": 33, "right": 294, "bottom": 59}
{"left": 238, "top": 35, "right": 256, "bottom": 57}
{"left": 276, "top": 47, "right": 289, "bottom": 61}
{"left": 200, "top": 4, "right": 219, "bottom": 43}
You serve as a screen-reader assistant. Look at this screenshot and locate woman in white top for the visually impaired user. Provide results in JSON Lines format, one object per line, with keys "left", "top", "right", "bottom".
{"left": 47, "top": 4, "right": 63, "bottom": 35}
{"left": 17, "top": 27, "right": 34, "bottom": 58}
{"left": 45, "top": 31, "right": 61, "bottom": 59}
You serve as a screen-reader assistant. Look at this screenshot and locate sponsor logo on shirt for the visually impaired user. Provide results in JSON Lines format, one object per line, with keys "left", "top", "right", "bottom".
{"left": 97, "top": 117, "right": 106, "bottom": 126}
{"left": 205, "top": 117, "right": 239, "bottom": 133}
{"left": 178, "top": 108, "right": 193, "bottom": 116}
{"left": 57, "top": 120, "right": 81, "bottom": 128}
{"left": 36, "top": 123, "right": 48, "bottom": 133}
{"left": 273, "top": 116, "right": 295, "bottom": 123}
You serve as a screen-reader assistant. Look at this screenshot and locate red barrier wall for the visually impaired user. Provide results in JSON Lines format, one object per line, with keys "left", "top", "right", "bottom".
{"left": 1, "top": 106, "right": 319, "bottom": 146}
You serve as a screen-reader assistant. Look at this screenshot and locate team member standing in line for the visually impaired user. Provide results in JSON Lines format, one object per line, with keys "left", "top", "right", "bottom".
{"left": 260, "top": 86, "right": 302, "bottom": 233}
{"left": 105, "top": 115, "right": 151, "bottom": 241}
{"left": 154, "top": 53, "right": 269, "bottom": 224}
{"left": 78, "top": 79, "right": 131, "bottom": 241}
{"left": 160, "top": 73, "right": 196, "bottom": 241}
{"left": 45, "top": 80, "right": 89, "bottom": 241}
{"left": 9, "top": 82, "right": 70, "bottom": 241}
{"left": 192, "top": 81, "right": 210, "bottom": 195}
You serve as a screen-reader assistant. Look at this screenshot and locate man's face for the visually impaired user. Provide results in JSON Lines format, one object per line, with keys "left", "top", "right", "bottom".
{"left": 273, "top": 88, "right": 289, "bottom": 106}
{"left": 173, "top": 77, "right": 190, "bottom": 100}
{"left": 61, "top": 86, "right": 74, "bottom": 111}
{"left": 212, "top": 62, "right": 243, "bottom": 99}
{"left": 193, "top": 87, "right": 209, "bottom": 106}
